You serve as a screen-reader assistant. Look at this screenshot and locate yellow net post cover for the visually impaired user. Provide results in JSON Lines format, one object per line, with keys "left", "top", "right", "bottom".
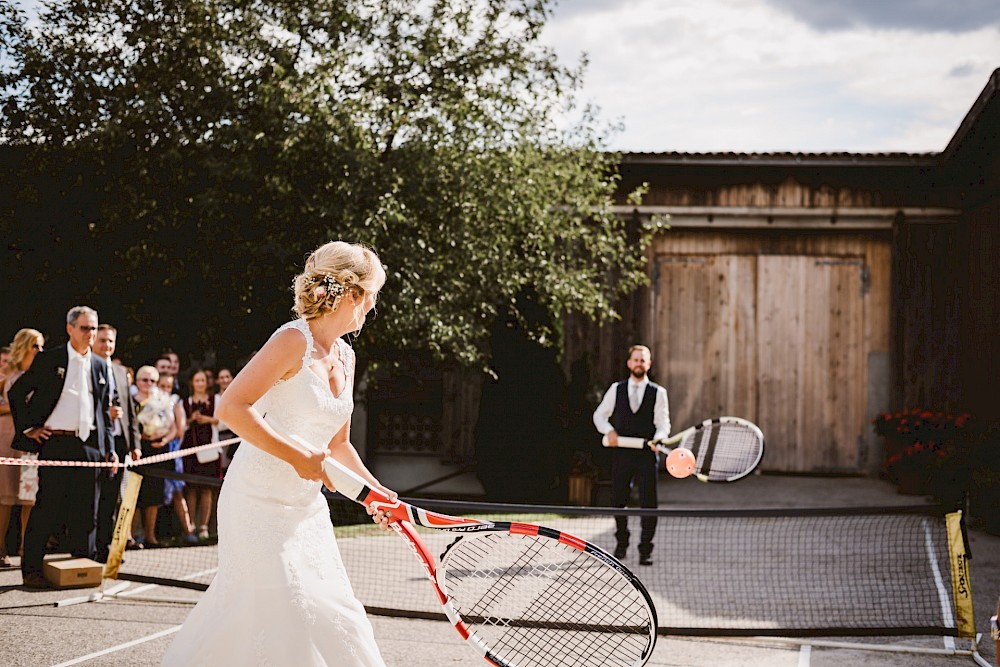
{"left": 945, "top": 510, "right": 975, "bottom": 638}
{"left": 103, "top": 471, "right": 143, "bottom": 580}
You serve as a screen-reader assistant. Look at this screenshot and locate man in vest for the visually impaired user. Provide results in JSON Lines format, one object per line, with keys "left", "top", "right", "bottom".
{"left": 592, "top": 345, "right": 670, "bottom": 566}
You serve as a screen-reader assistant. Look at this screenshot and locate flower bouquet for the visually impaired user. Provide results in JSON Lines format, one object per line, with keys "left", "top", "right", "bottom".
{"left": 137, "top": 390, "right": 174, "bottom": 440}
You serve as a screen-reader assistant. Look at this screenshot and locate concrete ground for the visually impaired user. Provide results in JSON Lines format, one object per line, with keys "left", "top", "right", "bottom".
{"left": 0, "top": 473, "right": 996, "bottom": 667}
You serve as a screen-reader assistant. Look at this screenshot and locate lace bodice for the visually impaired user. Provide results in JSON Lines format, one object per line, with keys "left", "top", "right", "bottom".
{"left": 224, "top": 319, "right": 355, "bottom": 505}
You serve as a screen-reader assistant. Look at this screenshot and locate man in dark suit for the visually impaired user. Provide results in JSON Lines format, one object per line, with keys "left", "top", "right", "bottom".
{"left": 92, "top": 324, "right": 141, "bottom": 563}
{"left": 8, "top": 306, "right": 116, "bottom": 588}
{"left": 592, "top": 345, "right": 671, "bottom": 566}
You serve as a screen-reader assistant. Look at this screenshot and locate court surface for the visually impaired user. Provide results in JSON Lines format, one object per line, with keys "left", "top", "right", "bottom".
{"left": 0, "top": 474, "right": 996, "bottom": 667}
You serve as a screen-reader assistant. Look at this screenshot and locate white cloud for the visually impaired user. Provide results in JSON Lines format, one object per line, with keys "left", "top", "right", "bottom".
{"left": 541, "top": 0, "right": 1000, "bottom": 152}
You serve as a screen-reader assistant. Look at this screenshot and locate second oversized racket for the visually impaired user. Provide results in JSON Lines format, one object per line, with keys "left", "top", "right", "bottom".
{"left": 318, "top": 450, "right": 658, "bottom": 667}
{"left": 652, "top": 416, "right": 764, "bottom": 482}
{"left": 604, "top": 416, "right": 764, "bottom": 482}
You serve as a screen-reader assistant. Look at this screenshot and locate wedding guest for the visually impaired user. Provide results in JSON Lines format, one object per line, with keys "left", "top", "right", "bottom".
{"left": 161, "top": 350, "right": 182, "bottom": 394}
{"left": 203, "top": 368, "right": 217, "bottom": 395}
{"left": 181, "top": 370, "right": 221, "bottom": 540}
{"left": 215, "top": 367, "right": 238, "bottom": 473}
{"left": 0, "top": 329, "right": 44, "bottom": 567}
{"left": 154, "top": 356, "right": 173, "bottom": 382}
{"left": 215, "top": 368, "right": 234, "bottom": 396}
{"left": 92, "top": 324, "right": 142, "bottom": 563}
{"left": 157, "top": 373, "right": 196, "bottom": 545}
{"left": 134, "top": 366, "right": 179, "bottom": 548}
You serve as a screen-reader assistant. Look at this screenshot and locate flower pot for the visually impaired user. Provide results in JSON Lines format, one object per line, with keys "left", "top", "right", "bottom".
{"left": 896, "top": 469, "right": 931, "bottom": 496}
{"left": 567, "top": 472, "right": 595, "bottom": 506}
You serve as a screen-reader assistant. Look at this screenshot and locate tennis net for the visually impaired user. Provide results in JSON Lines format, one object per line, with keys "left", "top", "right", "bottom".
{"left": 109, "top": 467, "right": 975, "bottom": 638}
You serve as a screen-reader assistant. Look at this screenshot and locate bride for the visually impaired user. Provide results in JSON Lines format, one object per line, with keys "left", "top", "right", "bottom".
{"left": 162, "top": 241, "right": 396, "bottom": 666}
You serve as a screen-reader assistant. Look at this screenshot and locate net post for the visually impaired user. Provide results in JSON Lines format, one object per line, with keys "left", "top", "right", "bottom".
{"left": 104, "top": 471, "right": 143, "bottom": 580}
{"left": 945, "top": 510, "right": 975, "bottom": 638}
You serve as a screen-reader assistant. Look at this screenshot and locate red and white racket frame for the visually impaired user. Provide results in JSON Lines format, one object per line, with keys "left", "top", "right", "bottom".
{"left": 320, "top": 453, "right": 657, "bottom": 667}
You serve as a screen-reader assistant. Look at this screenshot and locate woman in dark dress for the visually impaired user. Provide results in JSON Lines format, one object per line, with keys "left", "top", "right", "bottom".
{"left": 181, "top": 370, "right": 221, "bottom": 540}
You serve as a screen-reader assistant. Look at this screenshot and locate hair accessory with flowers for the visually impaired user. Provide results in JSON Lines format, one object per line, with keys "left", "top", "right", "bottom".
{"left": 313, "top": 273, "right": 347, "bottom": 303}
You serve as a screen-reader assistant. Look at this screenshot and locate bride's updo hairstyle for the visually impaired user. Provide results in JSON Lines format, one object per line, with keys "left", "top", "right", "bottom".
{"left": 292, "top": 241, "right": 386, "bottom": 321}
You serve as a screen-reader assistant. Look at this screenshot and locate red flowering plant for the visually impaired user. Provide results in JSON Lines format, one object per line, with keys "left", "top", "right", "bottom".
{"left": 872, "top": 408, "right": 974, "bottom": 500}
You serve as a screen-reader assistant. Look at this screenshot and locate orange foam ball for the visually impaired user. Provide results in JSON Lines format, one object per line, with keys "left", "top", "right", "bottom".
{"left": 665, "top": 447, "right": 696, "bottom": 479}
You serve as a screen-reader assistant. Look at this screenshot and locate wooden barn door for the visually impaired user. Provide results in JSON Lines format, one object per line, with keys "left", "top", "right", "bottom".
{"left": 757, "top": 256, "right": 866, "bottom": 472}
{"left": 653, "top": 253, "right": 867, "bottom": 472}
{"left": 652, "top": 256, "right": 757, "bottom": 436}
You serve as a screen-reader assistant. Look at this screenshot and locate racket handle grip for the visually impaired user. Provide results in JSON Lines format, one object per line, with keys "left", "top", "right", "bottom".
{"left": 321, "top": 455, "right": 369, "bottom": 501}
{"left": 601, "top": 434, "right": 648, "bottom": 449}
{"left": 320, "top": 453, "right": 399, "bottom": 508}
{"left": 286, "top": 435, "right": 383, "bottom": 504}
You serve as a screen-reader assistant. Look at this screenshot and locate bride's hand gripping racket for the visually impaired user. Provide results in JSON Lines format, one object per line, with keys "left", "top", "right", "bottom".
{"left": 603, "top": 416, "right": 764, "bottom": 483}
{"left": 311, "top": 440, "right": 658, "bottom": 667}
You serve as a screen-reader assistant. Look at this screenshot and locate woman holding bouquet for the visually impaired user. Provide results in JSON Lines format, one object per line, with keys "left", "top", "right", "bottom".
{"left": 134, "top": 366, "right": 180, "bottom": 548}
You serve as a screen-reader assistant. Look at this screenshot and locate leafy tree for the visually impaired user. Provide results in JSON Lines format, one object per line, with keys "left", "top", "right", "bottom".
{"left": 1, "top": 0, "right": 655, "bottom": 370}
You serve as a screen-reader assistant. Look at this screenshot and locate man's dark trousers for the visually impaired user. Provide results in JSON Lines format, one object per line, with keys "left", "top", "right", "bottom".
{"left": 611, "top": 447, "right": 658, "bottom": 557}
{"left": 22, "top": 434, "right": 102, "bottom": 576}
{"left": 95, "top": 434, "right": 128, "bottom": 563}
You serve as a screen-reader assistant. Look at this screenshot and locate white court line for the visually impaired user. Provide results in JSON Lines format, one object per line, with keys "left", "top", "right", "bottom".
{"left": 49, "top": 625, "right": 182, "bottom": 667}
{"left": 798, "top": 644, "right": 811, "bottom": 667}
{"left": 115, "top": 581, "right": 158, "bottom": 597}
{"left": 922, "top": 518, "right": 957, "bottom": 651}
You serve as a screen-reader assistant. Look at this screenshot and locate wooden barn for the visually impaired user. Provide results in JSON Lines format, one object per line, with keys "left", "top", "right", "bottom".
{"left": 367, "top": 69, "right": 999, "bottom": 497}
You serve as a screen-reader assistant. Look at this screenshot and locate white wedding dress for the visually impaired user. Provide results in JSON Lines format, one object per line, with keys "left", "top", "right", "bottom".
{"left": 162, "top": 320, "right": 386, "bottom": 667}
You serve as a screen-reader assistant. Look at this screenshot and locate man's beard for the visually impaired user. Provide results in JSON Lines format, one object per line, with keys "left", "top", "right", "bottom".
{"left": 630, "top": 367, "right": 646, "bottom": 380}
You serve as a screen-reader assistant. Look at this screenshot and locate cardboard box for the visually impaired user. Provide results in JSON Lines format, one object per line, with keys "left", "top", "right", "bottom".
{"left": 43, "top": 557, "right": 103, "bottom": 589}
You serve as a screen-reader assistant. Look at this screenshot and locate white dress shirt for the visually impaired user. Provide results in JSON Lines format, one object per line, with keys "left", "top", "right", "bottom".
{"left": 46, "top": 343, "right": 96, "bottom": 440}
{"left": 592, "top": 377, "right": 671, "bottom": 442}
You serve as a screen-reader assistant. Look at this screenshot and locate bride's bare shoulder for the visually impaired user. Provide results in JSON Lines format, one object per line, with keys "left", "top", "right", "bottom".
{"left": 243, "top": 327, "right": 308, "bottom": 383}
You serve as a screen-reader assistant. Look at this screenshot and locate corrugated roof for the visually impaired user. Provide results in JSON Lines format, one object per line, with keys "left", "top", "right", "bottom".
{"left": 621, "top": 151, "right": 939, "bottom": 167}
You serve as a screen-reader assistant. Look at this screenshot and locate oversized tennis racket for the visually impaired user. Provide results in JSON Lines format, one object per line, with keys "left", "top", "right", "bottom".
{"left": 603, "top": 416, "right": 764, "bottom": 483}
{"left": 319, "top": 451, "right": 658, "bottom": 667}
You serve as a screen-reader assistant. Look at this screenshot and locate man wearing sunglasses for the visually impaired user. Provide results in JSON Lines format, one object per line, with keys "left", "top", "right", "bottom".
{"left": 7, "top": 306, "right": 116, "bottom": 589}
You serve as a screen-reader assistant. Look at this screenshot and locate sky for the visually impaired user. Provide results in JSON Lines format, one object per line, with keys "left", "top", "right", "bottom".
{"left": 8, "top": 0, "right": 999, "bottom": 154}
{"left": 540, "top": 0, "right": 1000, "bottom": 153}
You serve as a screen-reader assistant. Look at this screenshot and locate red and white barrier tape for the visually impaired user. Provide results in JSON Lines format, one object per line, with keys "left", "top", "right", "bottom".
{"left": 0, "top": 436, "right": 242, "bottom": 468}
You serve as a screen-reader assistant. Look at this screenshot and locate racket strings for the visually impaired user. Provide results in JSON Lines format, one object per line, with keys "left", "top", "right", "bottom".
{"left": 442, "top": 533, "right": 654, "bottom": 667}
{"left": 683, "top": 423, "right": 763, "bottom": 481}
{"left": 503, "top": 550, "right": 648, "bottom": 666}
